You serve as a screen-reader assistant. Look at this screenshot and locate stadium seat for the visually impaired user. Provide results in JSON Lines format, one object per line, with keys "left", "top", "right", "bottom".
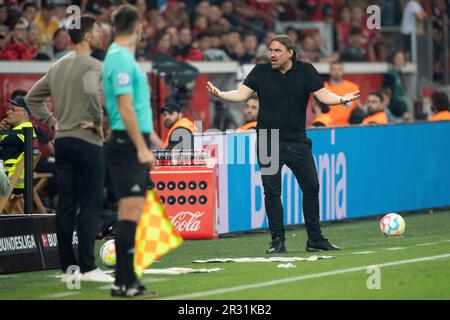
{"left": 0, "top": 152, "right": 45, "bottom": 214}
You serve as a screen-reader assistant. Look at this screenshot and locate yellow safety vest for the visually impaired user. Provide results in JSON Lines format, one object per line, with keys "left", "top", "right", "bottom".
{"left": 0, "top": 122, "right": 36, "bottom": 190}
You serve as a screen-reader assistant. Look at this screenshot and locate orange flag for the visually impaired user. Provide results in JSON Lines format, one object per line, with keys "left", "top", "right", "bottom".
{"left": 134, "top": 189, "right": 183, "bottom": 277}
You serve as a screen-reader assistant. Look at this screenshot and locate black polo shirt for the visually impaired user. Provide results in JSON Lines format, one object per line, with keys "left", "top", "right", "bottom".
{"left": 243, "top": 60, "right": 324, "bottom": 142}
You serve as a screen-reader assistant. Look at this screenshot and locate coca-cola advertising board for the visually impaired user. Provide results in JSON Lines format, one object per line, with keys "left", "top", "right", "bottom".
{"left": 151, "top": 165, "right": 218, "bottom": 240}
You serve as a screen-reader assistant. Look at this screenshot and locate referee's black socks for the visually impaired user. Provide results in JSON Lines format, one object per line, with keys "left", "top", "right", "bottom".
{"left": 115, "top": 220, "right": 138, "bottom": 287}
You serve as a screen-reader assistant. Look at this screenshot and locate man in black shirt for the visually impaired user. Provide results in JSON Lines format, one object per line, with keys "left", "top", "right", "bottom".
{"left": 206, "top": 34, "right": 359, "bottom": 253}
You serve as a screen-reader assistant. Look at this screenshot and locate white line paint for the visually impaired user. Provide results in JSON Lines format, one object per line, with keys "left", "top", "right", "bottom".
{"left": 157, "top": 253, "right": 450, "bottom": 300}
{"left": 383, "top": 247, "right": 406, "bottom": 251}
{"left": 416, "top": 242, "right": 439, "bottom": 246}
{"left": 351, "top": 251, "right": 376, "bottom": 255}
{"left": 43, "top": 292, "right": 80, "bottom": 298}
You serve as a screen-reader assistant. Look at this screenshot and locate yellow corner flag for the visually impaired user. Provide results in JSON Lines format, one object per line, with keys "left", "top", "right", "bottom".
{"left": 134, "top": 189, "right": 183, "bottom": 277}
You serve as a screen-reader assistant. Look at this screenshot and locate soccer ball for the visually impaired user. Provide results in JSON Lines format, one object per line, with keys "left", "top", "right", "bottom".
{"left": 380, "top": 213, "right": 405, "bottom": 236}
{"left": 100, "top": 239, "right": 116, "bottom": 268}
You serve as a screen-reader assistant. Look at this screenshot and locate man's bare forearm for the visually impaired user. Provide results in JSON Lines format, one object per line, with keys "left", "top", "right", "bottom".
{"left": 218, "top": 90, "right": 249, "bottom": 103}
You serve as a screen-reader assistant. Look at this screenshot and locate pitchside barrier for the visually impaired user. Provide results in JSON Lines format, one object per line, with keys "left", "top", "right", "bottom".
{"left": 194, "top": 121, "right": 450, "bottom": 234}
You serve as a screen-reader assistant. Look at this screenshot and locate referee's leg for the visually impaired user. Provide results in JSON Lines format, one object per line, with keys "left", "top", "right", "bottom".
{"left": 115, "top": 197, "right": 144, "bottom": 286}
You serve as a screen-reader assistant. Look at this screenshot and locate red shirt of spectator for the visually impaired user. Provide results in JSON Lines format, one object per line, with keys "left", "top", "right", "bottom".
{"left": 1, "top": 20, "right": 37, "bottom": 60}
{"left": 1, "top": 40, "right": 37, "bottom": 60}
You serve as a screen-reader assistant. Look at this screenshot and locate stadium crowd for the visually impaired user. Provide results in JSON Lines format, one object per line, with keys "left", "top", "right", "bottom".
{"left": 0, "top": 0, "right": 448, "bottom": 64}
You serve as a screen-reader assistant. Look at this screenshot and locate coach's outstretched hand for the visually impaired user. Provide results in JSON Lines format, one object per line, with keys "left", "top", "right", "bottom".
{"left": 206, "top": 81, "right": 221, "bottom": 98}
{"left": 341, "top": 90, "right": 360, "bottom": 106}
{"left": 138, "top": 148, "right": 156, "bottom": 168}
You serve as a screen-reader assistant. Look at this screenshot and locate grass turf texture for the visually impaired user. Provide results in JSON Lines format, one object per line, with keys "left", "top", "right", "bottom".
{"left": 1, "top": 210, "right": 449, "bottom": 300}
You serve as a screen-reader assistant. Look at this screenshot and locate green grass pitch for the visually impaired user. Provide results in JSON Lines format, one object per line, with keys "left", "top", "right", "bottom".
{"left": 1, "top": 210, "right": 450, "bottom": 300}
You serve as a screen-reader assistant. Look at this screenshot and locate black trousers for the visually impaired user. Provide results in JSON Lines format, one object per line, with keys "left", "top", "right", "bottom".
{"left": 258, "top": 139, "right": 323, "bottom": 242}
{"left": 54, "top": 137, "right": 104, "bottom": 273}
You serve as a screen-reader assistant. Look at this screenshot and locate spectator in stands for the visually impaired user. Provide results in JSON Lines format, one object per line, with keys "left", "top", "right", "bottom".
{"left": 335, "top": 5, "right": 352, "bottom": 51}
{"left": 340, "top": 27, "right": 374, "bottom": 62}
{"left": 92, "top": 22, "right": 113, "bottom": 61}
{"left": 163, "top": 1, "right": 189, "bottom": 29}
{"left": 285, "top": 27, "right": 301, "bottom": 52}
{"left": 362, "top": 92, "right": 388, "bottom": 125}
{"left": 311, "top": 97, "right": 334, "bottom": 127}
{"left": 228, "top": 40, "right": 249, "bottom": 64}
{"left": 40, "top": 27, "right": 71, "bottom": 60}
{"left": 54, "top": 2, "right": 69, "bottom": 29}
{"left": 27, "top": 23, "right": 47, "bottom": 60}
{"left": 0, "top": 4, "right": 8, "bottom": 31}
{"left": 220, "top": 0, "right": 239, "bottom": 27}
{"left": 34, "top": 1, "right": 60, "bottom": 45}
{"left": 324, "top": 61, "right": 360, "bottom": 126}
{"left": 241, "top": 31, "right": 258, "bottom": 64}
{"left": 401, "top": 0, "right": 427, "bottom": 56}
{"left": 429, "top": 91, "right": 450, "bottom": 121}
{"left": 20, "top": 2, "right": 37, "bottom": 28}
{"left": 0, "top": 28, "right": 6, "bottom": 52}
{"left": 175, "top": 26, "right": 203, "bottom": 61}
{"left": 198, "top": 31, "right": 229, "bottom": 61}
{"left": 349, "top": 106, "right": 365, "bottom": 125}
{"left": 165, "top": 25, "right": 179, "bottom": 50}
{"left": 191, "top": 14, "right": 208, "bottom": 38}
{"left": 96, "top": 0, "right": 114, "bottom": 24}
{"left": 238, "top": 94, "right": 259, "bottom": 131}
{"left": 1, "top": 19, "right": 37, "bottom": 60}
{"left": 298, "top": 34, "right": 322, "bottom": 62}
{"left": 221, "top": 28, "right": 241, "bottom": 58}
{"left": 256, "top": 30, "right": 276, "bottom": 59}
{"left": 149, "top": 30, "right": 173, "bottom": 59}
{"left": 161, "top": 101, "right": 197, "bottom": 150}
{"left": 383, "top": 51, "right": 412, "bottom": 121}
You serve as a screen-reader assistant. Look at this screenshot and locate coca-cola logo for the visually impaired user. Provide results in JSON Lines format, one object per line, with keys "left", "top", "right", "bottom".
{"left": 171, "top": 211, "right": 204, "bottom": 232}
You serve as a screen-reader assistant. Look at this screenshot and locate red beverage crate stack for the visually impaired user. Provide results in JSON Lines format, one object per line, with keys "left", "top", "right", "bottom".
{"left": 150, "top": 150, "right": 218, "bottom": 240}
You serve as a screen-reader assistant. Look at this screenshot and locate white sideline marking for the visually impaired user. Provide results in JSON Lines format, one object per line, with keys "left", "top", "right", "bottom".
{"left": 157, "top": 253, "right": 450, "bottom": 300}
{"left": 416, "top": 242, "right": 439, "bottom": 246}
{"left": 383, "top": 247, "right": 405, "bottom": 251}
{"left": 351, "top": 251, "right": 376, "bottom": 255}
{"left": 44, "top": 292, "right": 80, "bottom": 298}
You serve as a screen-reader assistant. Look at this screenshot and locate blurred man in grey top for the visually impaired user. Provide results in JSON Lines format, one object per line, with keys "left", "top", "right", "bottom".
{"left": 25, "top": 16, "right": 113, "bottom": 283}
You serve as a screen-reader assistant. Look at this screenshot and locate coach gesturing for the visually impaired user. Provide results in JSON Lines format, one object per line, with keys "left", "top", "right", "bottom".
{"left": 206, "top": 35, "right": 359, "bottom": 253}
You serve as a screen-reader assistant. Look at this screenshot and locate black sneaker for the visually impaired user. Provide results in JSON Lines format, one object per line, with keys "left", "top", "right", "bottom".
{"left": 111, "top": 281, "right": 158, "bottom": 299}
{"left": 266, "top": 238, "right": 287, "bottom": 254}
{"left": 306, "top": 239, "right": 340, "bottom": 252}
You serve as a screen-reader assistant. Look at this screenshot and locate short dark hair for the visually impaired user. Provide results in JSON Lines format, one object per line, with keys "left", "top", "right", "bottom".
{"left": 330, "top": 60, "right": 343, "bottom": 67}
{"left": 53, "top": 27, "right": 68, "bottom": 40}
{"left": 10, "top": 19, "right": 25, "bottom": 31}
{"left": 431, "top": 91, "right": 450, "bottom": 112}
{"left": 68, "top": 15, "right": 97, "bottom": 44}
{"left": 270, "top": 34, "right": 297, "bottom": 62}
{"left": 112, "top": 4, "right": 141, "bottom": 36}
{"left": 11, "top": 89, "right": 28, "bottom": 100}
{"left": 23, "top": 2, "right": 38, "bottom": 12}
{"left": 246, "top": 94, "right": 259, "bottom": 103}
{"left": 369, "top": 91, "right": 384, "bottom": 103}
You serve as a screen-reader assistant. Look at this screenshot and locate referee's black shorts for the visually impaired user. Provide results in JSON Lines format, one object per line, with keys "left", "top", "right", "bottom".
{"left": 106, "top": 130, "right": 153, "bottom": 199}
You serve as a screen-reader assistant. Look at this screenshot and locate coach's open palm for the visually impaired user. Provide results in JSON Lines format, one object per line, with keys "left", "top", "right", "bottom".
{"left": 342, "top": 90, "right": 360, "bottom": 105}
{"left": 206, "top": 81, "right": 221, "bottom": 97}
